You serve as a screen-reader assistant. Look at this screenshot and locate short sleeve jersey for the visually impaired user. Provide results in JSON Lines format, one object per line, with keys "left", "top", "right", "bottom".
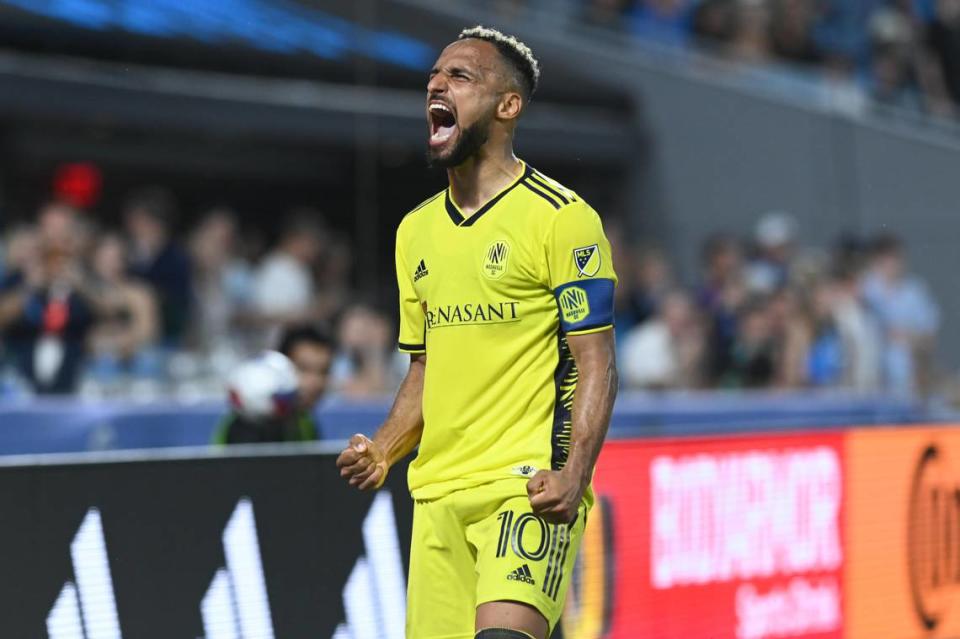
{"left": 395, "top": 162, "right": 617, "bottom": 500}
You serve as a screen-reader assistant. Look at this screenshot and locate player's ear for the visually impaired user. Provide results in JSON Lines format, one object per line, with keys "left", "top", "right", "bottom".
{"left": 497, "top": 91, "right": 523, "bottom": 121}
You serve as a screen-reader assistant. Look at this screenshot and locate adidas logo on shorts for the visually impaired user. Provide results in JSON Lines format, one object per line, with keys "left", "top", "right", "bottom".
{"left": 507, "top": 564, "right": 535, "bottom": 585}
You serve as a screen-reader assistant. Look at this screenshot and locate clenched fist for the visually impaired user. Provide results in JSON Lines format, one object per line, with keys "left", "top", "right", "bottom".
{"left": 526, "top": 469, "right": 584, "bottom": 524}
{"left": 336, "top": 433, "right": 389, "bottom": 491}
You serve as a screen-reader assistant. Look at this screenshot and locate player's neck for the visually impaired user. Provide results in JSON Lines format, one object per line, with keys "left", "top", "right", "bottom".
{"left": 447, "top": 147, "right": 522, "bottom": 217}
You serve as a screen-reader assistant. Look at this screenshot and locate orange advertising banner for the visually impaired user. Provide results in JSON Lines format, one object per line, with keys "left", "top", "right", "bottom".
{"left": 845, "top": 426, "right": 960, "bottom": 639}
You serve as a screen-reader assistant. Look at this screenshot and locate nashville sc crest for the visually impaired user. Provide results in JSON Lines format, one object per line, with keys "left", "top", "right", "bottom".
{"left": 482, "top": 240, "right": 510, "bottom": 280}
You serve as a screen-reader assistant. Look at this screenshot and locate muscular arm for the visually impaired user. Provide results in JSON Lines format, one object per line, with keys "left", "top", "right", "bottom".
{"left": 528, "top": 330, "right": 617, "bottom": 523}
{"left": 564, "top": 330, "right": 618, "bottom": 488}
{"left": 373, "top": 353, "right": 426, "bottom": 466}
{"left": 337, "top": 353, "right": 425, "bottom": 490}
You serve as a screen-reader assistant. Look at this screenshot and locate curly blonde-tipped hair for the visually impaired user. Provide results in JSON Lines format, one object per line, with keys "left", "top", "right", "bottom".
{"left": 458, "top": 25, "right": 540, "bottom": 98}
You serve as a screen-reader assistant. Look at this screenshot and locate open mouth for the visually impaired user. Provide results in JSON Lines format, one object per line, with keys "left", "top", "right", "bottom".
{"left": 428, "top": 101, "right": 458, "bottom": 147}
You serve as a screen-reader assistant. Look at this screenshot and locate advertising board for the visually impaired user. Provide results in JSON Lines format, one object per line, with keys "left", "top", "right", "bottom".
{"left": 566, "top": 434, "right": 846, "bottom": 639}
{"left": 844, "top": 426, "right": 960, "bottom": 639}
{"left": 0, "top": 447, "right": 412, "bottom": 638}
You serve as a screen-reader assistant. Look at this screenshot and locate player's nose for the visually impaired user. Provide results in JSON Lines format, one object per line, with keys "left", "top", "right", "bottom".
{"left": 426, "top": 72, "right": 447, "bottom": 95}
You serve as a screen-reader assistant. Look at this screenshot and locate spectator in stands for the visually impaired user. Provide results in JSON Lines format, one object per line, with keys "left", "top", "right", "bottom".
{"left": 621, "top": 289, "right": 705, "bottom": 388}
{"left": 583, "top": 0, "right": 636, "bottom": 30}
{"left": 314, "top": 231, "right": 354, "bottom": 324}
{"left": 766, "top": 286, "right": 813, "bottom": 387}
{"left": 927, "top": 0, "right": 960, "bottom": 106}
{"left": 811, "top": 0, "right": 877, "bottom": 71}
{"left": 867, "top": 7, "right": 955, "bottom": 115}
{"left": 717, "top": 295, "right": 777, "bottom": 387}
{"left": 0, "top": 206, "right": 95, "bottom": 393}
{"left": 627, "top": 0, "right": 696, "bottom": 47}
{"left": 697, "top": 233, "right": 744, "bottom": 311}
{"left": 331, "top": 303, "right": 398, "bottom": 397}
{"left": 700, "top": 234, "right": 750, "bottom": 384}
{"left": 729, "top": 0, "right": 775, "bottom": 63}
{"left": 214, "top": 324, "right": 334, "bottom": 444}
{"left": 693, "top": 0, "right": 739, "bottom": 50}
{"left": 251, "top": 210, "right": 326, "bottom": 341}
{"left": 189, "top": 208, "right": 254, "bottom": 353}
{"left": 1, "top": 225, "right": 40, "bottom": 283}
{"left": 85, "top": 234, "right": 161, "bottom": 385}
{"left": 606, "top": 223, "right": 642, "bottom": 341}
{"left": 769, "top": 0, "right": 824, "bottom": 64}
{"left": 805, "top": 279, "right": 845, "bottom": 386}
{"left": 868, "top": 9, "right": 926, "bottom": 108}
{"left": 828, "top": 261, "right": 882, "bottom": 390}
{"left": 124, "top": 187, "right": 192, "bottom": 346}
{"left": 625, "top": 245, "right": 675, "bottom": 327}
{"left": 745, "top": 210, "right": 798, "bottom": 293}
{"left": 862, "top": 234, "right": 939, "bottom": 394}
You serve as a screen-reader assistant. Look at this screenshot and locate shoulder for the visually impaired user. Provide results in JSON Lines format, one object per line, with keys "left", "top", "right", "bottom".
{"left": 399, "top": 189, "right": 445, "bottom": 228}
{"left": 520, "top": 166, "right": 584, "bottom": 213}
{"left": 396, "top": 190, "right": 444, "bottom": 250}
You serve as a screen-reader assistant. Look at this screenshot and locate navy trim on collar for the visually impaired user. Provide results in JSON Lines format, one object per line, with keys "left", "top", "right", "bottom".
{"left": 444, "top": 163, "right": 533, "bottom": 227}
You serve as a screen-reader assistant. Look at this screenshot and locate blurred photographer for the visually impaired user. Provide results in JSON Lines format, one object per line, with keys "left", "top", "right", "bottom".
{"left": 0, "top": 204, "right": 95, "bottom": 393}
{"left": 213, "top": 325, "right": 334, "bottom": 444}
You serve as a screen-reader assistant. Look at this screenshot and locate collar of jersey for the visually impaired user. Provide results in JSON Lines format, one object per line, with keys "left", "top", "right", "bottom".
{"left": 444, "top": 161, "right": 532, "bottom": 227}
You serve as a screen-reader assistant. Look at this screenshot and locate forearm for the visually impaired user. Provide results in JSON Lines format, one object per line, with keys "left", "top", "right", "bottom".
{"left": 372, "top": 355, "right": 426, "bottom": 467}
{"left": 564, "top": 336, "right": 618, "bottom": 488}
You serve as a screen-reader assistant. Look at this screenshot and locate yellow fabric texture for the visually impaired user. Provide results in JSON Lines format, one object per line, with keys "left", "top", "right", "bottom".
{"left": 406, "top": 478, "right": 587, "bottom": 639}
{"left": 394, "top": 162, "right": 617, "bottom": 501}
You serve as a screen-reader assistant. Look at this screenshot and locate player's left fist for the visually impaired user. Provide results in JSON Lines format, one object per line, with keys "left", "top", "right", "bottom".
{"left": 526, "top": 469, "right": 583, "bottom": 525}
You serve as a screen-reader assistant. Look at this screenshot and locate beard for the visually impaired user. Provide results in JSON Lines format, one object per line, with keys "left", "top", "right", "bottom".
{"left": 426, "top": 114, "right": 492, "bottom": 169}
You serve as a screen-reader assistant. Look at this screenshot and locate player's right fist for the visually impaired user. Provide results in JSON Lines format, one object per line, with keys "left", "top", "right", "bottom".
{"left": 336, "top": 433, "right": 389, "bottom": 491}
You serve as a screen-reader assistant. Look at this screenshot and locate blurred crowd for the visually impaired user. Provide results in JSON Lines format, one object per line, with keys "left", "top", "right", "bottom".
{"left": 0, "top": 190, "right": 941, "bottom": 400}
{"left": 610, "top": 211, "right": 939, "bottom": 395}
{"left": 0, "top": 190, "right": 404, "bottom": 400}
{"left": 490, "top": 0, "right": 960, "bottom": 118}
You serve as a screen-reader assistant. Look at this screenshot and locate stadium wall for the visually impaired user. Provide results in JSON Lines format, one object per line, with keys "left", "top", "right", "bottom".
{"left": 5, "top": 426, "right": 960, "bottom": 638}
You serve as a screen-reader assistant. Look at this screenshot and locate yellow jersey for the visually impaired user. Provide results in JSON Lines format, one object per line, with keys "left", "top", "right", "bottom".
{"left": 395, "top": 161, "right": 617, "bottom": 501}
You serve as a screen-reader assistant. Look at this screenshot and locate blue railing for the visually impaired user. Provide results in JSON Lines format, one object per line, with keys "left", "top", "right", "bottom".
{"left": 0, "top": 390, "right": 934, "bottom": 456}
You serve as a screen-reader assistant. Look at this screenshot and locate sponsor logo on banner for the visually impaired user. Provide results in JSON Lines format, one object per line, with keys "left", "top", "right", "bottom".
{"left": 332, "top": 492, "right": 406, "bottom": 639}
{"left": 46, "top": 508, "right": 121, "bottom": 639}
{"left": 844, "top": 428, "right": 960, "bottom": 639}
{"left": 909, "top": 444, "right": 960, "bottom": 631}
{"left": 651, "top": 447, "right": 842, "bottom": 639}
{"left": 581, "top": 435, "right": 845, "bottom": 639}
{"left": 201, "top": 498, "right": 275, "bottom": 639}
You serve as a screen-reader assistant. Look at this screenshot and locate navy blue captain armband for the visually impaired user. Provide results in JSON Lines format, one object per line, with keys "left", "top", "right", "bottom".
{"left": 553, "top": 278, "right": 615, "bottom": 334}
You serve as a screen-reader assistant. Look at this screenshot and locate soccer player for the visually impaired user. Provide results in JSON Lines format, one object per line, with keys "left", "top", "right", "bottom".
{"left": 337, "top": 26, "right": 618, "bottom": 639}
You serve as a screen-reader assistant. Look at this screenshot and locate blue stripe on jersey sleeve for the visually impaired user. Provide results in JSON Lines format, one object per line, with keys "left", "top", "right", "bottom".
{"left": 553, "top": 278, "right": 615, "bottom": 333}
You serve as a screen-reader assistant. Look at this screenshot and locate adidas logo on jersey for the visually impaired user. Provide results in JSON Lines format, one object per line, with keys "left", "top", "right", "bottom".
{"left": 413, "top": 259, "right": 429, "bottom": 282}
{"left": 507, "top": 564, "right": 535, "bottom": 585}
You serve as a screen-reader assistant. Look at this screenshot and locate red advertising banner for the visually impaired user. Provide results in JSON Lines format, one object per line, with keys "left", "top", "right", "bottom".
{"left": 566, "top": 433, "right": 845, "bottom": 639}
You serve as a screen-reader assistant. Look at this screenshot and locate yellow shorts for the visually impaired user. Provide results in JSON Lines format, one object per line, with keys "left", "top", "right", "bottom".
{"left": 406, "top": 478, "right": 588, "bottom": 639}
